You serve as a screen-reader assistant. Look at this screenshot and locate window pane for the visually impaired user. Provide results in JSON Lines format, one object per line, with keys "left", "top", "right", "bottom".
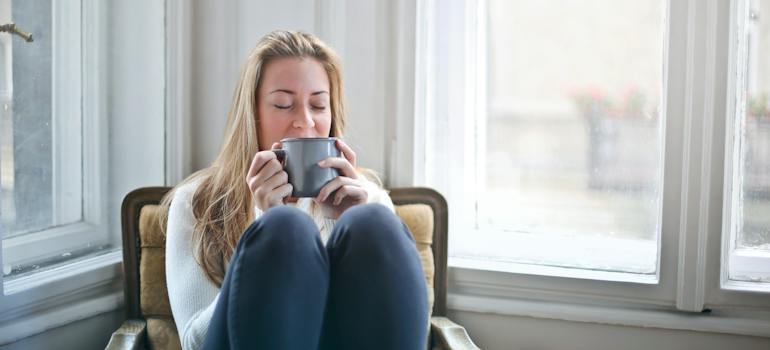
{"left": 729, "top": 0, "right": 770, "bottom": 283}
{"left": 468, "top": 0, "right": 665, "bottom": 274}
{"left": 0, "top": 0, "right": 82, "bottom": 239}
{"left": 738, "top": 1, "right": 770, "bottom": 252}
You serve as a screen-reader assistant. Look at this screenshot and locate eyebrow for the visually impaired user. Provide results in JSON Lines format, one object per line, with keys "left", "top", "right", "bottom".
{"left": 269, "top": 89, "right": 329, "bottom": 96}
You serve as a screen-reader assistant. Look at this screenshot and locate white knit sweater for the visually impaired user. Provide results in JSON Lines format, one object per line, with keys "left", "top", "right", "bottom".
{"left": 165, "top": 178, "right": 394, "bottom": 350}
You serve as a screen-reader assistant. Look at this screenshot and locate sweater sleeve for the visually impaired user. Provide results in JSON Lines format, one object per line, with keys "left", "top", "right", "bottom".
{"left": 165, "top": 182, "right": 220, "bottom": 350}
{"left": 361, "top": 176, "right": 395, "bottom": 213}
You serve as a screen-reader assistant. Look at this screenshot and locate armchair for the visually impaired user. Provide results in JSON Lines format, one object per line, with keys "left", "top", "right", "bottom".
{"left": 105, "top": 186, "right": 479, "bottom": 350}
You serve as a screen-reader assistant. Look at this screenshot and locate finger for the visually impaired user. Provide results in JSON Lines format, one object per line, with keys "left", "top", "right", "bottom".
{"left": 263, "top": 170, "right": 289, "bottom": 192}
{"left": 335, "top": 139, "right": 357, "bottom": 166}
{"left": 315, "top": 177, "right": 344, "bottom": 203}
{"left": 271, "top": 141, "right": 282, "bottom": 150}
{"left": 318, "top": 157, "right": 358, "bottom": 179}
{"left": 267, "top": 183, "right": 293, "bottom": 207}
{"left": 333, "top": 185, "right": 366, "bottom": 206}
{"left": 247, "top": 151, "right": 278, "bottom": 178}
{"left": 251, "top": 159, "right": 283, "bottom": 189}
{"left": 316, "top": 176, "right": 359, "bottom": 203}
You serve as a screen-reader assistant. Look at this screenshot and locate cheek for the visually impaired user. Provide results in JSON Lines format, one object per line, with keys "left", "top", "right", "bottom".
{"left": 317, "top": 113, "right": 333, "bottom": 134}
{"left": 257, "top": 109, "right": 289, "bottom": 147}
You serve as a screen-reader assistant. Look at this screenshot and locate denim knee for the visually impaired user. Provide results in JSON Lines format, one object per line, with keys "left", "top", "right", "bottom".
{"left": 239, "top": 205, "right": 321, "bottom": 253}
{"left": 329, "top": 203, "right": 413, "bottom": 250}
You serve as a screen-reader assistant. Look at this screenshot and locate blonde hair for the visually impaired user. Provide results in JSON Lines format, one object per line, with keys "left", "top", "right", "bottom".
{"left": 159, "top": 30, "right": 347, "bottom": 287}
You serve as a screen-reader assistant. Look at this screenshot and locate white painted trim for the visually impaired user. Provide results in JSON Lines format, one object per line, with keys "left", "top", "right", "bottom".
{"left": 3, "top": 250, "right": 121, "bottom": 296}
{"left": 51, "top": 0, "right": 83, "bottom": 226}
{"left": 448, "top": 293, "right": 770, "bottom": 339}
{"left": 720, "top": 0, "right": 745, "bottom": 293}
{"left": 0, "top": 230, "right": 3, "bottom": 297}
{"left": 449, "top": 266, "right": 675, "bottom": 311}
{"left": 0, "top": 290, "right": 122, "bottom": 345}
{"left": 0, "top": 251, "right": 122, "bottom": 332}
{"left": 726, "top": 249, "right": 770, "bottom": 289}
{"left": 165, "top": 0, "right": 191, "bottom": 186}
{"left": 387, "top": 0, "right": 418, "bottom": 187}
{"left": 2, "top": 0, "right": 109, "bottom": 276}
{"left": 314, "top": 0, "right": 347, "bottom": 62}
{"left": 3, "top": 222, "right": 104, "bottom": 268}
{"left": 0, "top": 0, "right": 119, "bottom": 331}
{"left": 452, "top": 258, "right": 658, "bottom": 285}
{"left": 674, "top": 0, "right": 699, "bottom": 312}
{"left": 719, "top": 0, "right": 770, "bottom": 294}
{"left": 471, "top": 0, "right": 486, "bottom": 223}
{"left": 411, "top": 0, "right": 432, "bottom": 187}
{"left": 695, "top": 0, "right": 718, "bottom": 302}
{"left": 675, "top": 0, "right": 716, "bottom": 313}
{"left": 82, "top": 0, "right": 108, "bottom": 234}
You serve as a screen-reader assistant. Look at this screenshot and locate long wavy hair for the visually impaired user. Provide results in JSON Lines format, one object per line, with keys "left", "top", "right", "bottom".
{"left": 159, "top": 30, "right": 347, "bottom": 287}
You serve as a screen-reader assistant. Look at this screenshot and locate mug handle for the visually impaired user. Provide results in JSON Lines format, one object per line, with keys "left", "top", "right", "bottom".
{"left": 272, "top": 149, "right": 286, "bottom": 165}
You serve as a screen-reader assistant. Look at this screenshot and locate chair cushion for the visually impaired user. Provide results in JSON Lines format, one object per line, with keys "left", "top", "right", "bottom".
{"left": 139, "top": 205, "right": 173, "bottom": 317}
{"left": 395, "top": 204, "right": 436, "bottom": 318}
{"left": 146, "top": 317, "right": 182, "bottom": 350}
{"left": 136, "top": 202, "right": 437, "bottom": 339}
{"left": 140, "top": 205, "right": 166, "bottom": 248}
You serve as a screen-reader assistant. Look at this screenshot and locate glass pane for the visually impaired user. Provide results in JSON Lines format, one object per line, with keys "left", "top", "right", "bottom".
{"left": 1, "top": 0, "right": 82, "bottom": 239}
{"left": 737, "top": 0, "right": 770, "bottom": 253}
{"left": 472, "top": 0, "right": 665, "bottom": 274}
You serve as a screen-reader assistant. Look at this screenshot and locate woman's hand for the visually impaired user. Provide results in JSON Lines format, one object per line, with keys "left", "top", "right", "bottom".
{"left": 246, "top": 142, "right": 292, "bottom": 211}
{"left": 314, "top": 139, "right": 368, "bottom": 219}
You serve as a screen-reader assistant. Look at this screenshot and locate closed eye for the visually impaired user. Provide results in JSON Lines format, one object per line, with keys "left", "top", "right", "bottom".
{"left": 311, "top": 105, "right": 327, "bottom": 110}
{"left": 274, "top": 104, "right": 292, "bottom": 110}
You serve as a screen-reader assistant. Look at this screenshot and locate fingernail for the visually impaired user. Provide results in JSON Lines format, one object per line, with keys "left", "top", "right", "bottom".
{"left": 317, "top": 160, "right": 325, "bottom": 167}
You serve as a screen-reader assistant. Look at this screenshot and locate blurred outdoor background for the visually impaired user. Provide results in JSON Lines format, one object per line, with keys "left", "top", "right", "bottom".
{"left": 479, "top": 0, "right": 770, "bottom": 266}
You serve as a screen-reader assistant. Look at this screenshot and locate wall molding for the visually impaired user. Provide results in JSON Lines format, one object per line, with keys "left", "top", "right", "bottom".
{"left": 449, "top": 292, "right": 770, "bottom": 339}
{"left": 165, "top": 0, "right": 192, "bottom": 185}
{"left": 0, "top": 251, "right": 123, "bottom": 345}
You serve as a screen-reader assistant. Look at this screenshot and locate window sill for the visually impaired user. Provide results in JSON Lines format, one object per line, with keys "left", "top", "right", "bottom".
{"left": 448, "top": 265, "right": 770, "bottom": 338}
{"left": 450, "top": 257, "right": 659, "bottom": 285}
{"left": 721, "top": 279, "right": 770, "bottom": 294}
{"left": 450, "top": 229, "right": 659, "bottom": 281}
{"left": 0, "top": 250, "right": 124, "bottom": 344}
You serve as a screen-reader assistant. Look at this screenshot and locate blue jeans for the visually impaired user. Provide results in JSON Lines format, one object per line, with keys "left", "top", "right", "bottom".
{"left": 201, "top": 204, "right": 429, "bottom": 350}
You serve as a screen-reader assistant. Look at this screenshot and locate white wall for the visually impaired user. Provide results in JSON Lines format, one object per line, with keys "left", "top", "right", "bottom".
{"left": 449, "top": 309, "right": 770, "bottom": 350}
{"left": 0, "top": 309, "right": 122, "bottom": 350}
{"left": 189, "top": 0, "right": 389, "bottom": 178}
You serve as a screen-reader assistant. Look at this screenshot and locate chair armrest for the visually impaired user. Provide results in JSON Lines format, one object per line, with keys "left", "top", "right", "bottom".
{"left": 105, "top": 319, "right": 147, "bottom": 350}
{"left": 430, "top": 316, "right": 481, "bottom": 350}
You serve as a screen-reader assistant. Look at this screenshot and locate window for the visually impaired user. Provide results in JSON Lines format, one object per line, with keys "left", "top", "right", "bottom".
{"left": 421, "top": 0, "right": 667, "bottom": 283}
{"left": 0, "top": 0, "right": 167, "bottom": 343}
{"left": 414, "top": 0, "right": 770, "bottom": 320}
{"left": 723, "top": 0, "right": 770, "bottom": 287}
{"left": 473, "top": 0, "right": 665, "bottom": 279}
{"left": 0, "top": 0, "right": 104, "bottom": 282}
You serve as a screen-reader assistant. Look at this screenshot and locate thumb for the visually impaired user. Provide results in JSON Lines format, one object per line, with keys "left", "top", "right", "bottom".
{"left": 271, "top": 141, "right": 282, "bottom": 150}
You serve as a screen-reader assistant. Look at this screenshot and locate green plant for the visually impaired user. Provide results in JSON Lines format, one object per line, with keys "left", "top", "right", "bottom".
{"left": 571, "top": 86, "right": 656, "bottom": 119}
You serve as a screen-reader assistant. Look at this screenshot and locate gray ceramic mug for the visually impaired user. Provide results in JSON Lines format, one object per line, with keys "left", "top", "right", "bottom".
{"left": 272, "top": 137, "right": 341, "bottom": 197}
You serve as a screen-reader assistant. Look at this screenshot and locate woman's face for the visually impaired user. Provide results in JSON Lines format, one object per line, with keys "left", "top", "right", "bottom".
{"left": 257, "top": 57, "right": 333, "bottom": 150}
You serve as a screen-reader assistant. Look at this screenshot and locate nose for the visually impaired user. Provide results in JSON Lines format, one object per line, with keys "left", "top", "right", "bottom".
{"left": 291, "top": 106, "right": 316, "bottom": 130}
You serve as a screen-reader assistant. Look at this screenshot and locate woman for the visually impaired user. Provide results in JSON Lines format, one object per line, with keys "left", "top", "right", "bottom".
{"left": 161, "top": 30, "right": 428, "bottom": 350}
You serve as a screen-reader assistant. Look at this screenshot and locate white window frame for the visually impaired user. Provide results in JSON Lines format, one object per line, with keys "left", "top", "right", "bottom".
{"left": 0, "top": 1, "right": 119, "bottom": 344}
{"left": 396, "top": 0, "right": 770, "bottom": 337}
{"left": 0, "top": 0, "right": 174, "bottom": 342}
{"left": 1, "top": 0, "right": 111, "bottom": 278}
{"left": 720, "top": 0, "right": 770, "bottom": 293}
